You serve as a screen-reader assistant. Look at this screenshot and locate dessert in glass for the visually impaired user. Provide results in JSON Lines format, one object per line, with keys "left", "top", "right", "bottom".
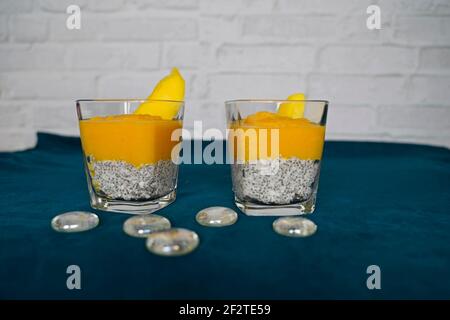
{"left": 226, "top": 95, "right": 328, "bottom": 216}
{"left": 76, "top": 68, "right": 185, "bottom": 213}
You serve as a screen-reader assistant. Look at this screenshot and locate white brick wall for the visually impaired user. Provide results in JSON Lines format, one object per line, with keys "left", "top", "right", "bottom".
{"left": 1, "top": 0, "right": 449, "bottom": 151}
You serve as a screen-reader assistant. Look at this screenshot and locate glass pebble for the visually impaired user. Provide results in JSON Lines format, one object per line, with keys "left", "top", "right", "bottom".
{"left": 196, "top": 206, "right": 238, "bottom": 227}
{"left": 51, "top": 211, "right": 99, "bottom": 233}
{"left": 146, "top": 228, "right": 199, "bottom": 256}
{"left": 123, "top": 214, "right": 171, "bottom": 238}
{"left": 273, "top": 217, "right": 317, "bottom": 237}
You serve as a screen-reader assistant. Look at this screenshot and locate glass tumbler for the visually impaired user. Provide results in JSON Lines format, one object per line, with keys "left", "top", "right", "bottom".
{"left": 76, "top": 99, "right": 184, "bottom": 214}
{"left": 226, "top": 100, "right": 328, "bottom": 216}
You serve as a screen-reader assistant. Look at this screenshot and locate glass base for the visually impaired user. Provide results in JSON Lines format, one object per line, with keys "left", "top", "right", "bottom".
{"left": 235, "top": 196, "right": 315, "bottom": 216}
{"left": 89, "top": 190, "right": 176, "bottom": 214}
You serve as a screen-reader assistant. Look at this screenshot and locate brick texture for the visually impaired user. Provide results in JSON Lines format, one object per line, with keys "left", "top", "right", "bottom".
{"left": 0, "top": 0, "right": 449, "bottom": 151}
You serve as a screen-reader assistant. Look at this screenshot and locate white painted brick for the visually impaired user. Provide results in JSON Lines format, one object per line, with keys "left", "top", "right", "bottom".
{"left": 0, "top": 130, "right": 37, "bottom": 152}
{"left": 123, "top": 44, "right": 161, "bottom": 70}
{"left": 199, "top": 101, "right": 227, "bottom": 132}
{"left": 393, "top": 16, "right": 450, "bottom": 45}
{"left": 67, "top": 43, "right": 160, "bottom": 70}
{"left": 326, "top": 105, "right": 376, "bottom": 135}
{"left": 319, "top": 46, "right": 416, "bottom": 74}
{"left": 408, "top": 76, "right": 450, "bottom": 104}
{"left": 188, "top": 73, "right": 209, "bottom": 99}
{"left": 163, "top": 43, "right": 206, "bottom": 68}
{"left": 433, "top": 0, "right": 450, "bottom": 14}
{"left": 378, "top": 0, "right": 450, "bottom": 15}
{"left": 208, "top": 73, "right": 306, "bottom": 100}
{"left": 378, "top": 105, "right": 450, "bottom": 131}
{"left": 376, "top": 76, "right": 411, "bottom": 104}
{"left": 0, "top": 73, "right": 96, "bottom": 99}
{"left": 0, "top": 18, "right": 8, "bottom": 41}
{"left": 0, "top": 0, "right": 33, "bottom": 13}
{"left": 339, "top": 15, "right": 393, "bottom": 44}
{"left": 199, "top": 16, "right": 241, "bottom": 42}
{"left": 242, "top": 16, "right": 337, "bottom": 40}
{"left": 0, "top": 44, "right": 67, "bottom": 70}
{"left": 378, "top": 0, "right": 432, "bottom": 13}
{"left": 49, "top": 15, "right": 99, "bottom": 41}
{"left": 39, "top": 1, "right": 121, "bottom": 15}
{"left": 88, "top": 0, "right": 124, "bottom": 12}
{"left": 0, "top": 0, "right": 449, "bottom": 150}
{"left": 278, "top": 0, "right": 371, "bottom": 14}
{"left": 309, "top": 75, "right": 408, "bottom": 104}
{"left": 97, "top": 72, "right": 167, "bottom": 98}
{"left": 419, "top": 48, "right": 450, "bottom": 72}
{"left": 133, "top": 0, "right": 199, "bottom": 10}
{"left": 98, "top": 71, "right": 197, "bottom": 99}
{"left": 182, "top": 100, "right": 227, "bottom": 138}
{"left": 101, "top": 18, "right": 198, "bottom": 41}
{"left": 41, "top": 0, "right": 121, "bottom": 13}
{"left": 200, "top": 0, "right": 274, "bottom": 14}
{"left": 10, "top": 15, "right": 48, "bottom": 42}
{"left": 39, "top": 0, "right": 88, "bottom": 12}
{"left": 33, "top": 101, "right": 79, "bottom": 136}
{"left": 217, "top": 44, "right": 315, "bottom": 72}
{"left": 0, "top": 102, "right": 33, "bottom": 128}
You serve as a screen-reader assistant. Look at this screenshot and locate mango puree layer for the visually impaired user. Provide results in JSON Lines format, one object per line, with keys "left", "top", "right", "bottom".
{"left": 79, "top": 114, "right": 182, "bottom": 167}
{"left": 229, "top": 111, "right": 325, "bottom": 161}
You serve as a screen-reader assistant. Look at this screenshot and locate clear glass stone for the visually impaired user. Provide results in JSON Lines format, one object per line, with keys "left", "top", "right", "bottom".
{"left": 196, "top": 206, "right": 238, "bottom": 227}
{"left": 51, "top": 211, "right": 99, "bottom": 233}
{"left": 123, "top": 214, "right": 171, "bottom": 238}
{"left": 273, "top": 217, "right": 317, "bottom": 237}
{"left": 146, "top": 228, "right": 199, "bottom": 256}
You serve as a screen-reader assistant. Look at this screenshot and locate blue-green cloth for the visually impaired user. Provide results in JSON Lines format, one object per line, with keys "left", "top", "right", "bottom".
{"left": 0, "top": 133, "right": 449, "bottom": 299}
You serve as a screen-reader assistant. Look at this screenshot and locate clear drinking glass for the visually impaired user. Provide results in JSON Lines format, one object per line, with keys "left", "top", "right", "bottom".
{"left": 76, "top": 99, "right": 184, "bottom": 214}
{"left": 225, "top": 100, "right": 328, "bottom": 216}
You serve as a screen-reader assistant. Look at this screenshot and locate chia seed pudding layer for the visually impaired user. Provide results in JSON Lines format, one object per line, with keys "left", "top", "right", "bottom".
{"left": 231, "top": 157, "right": 320, "bottom": 205}
{"left": 88, "top": 159, "right": 177, "bottom": 201}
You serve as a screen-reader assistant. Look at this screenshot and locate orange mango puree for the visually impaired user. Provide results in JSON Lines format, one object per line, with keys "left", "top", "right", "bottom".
{"left": 79, "top": 114, "right": 182, "bottom": 167}
{"left": 229, "top": 111, "right": 325, "bottom": 161}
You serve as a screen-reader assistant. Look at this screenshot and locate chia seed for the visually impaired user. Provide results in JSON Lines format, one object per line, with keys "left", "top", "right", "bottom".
{"left": 231, "top": 158, "right": 320, "bottom": 205}
{"left": 89, "top": 159, "right": 177, "bottom": 201}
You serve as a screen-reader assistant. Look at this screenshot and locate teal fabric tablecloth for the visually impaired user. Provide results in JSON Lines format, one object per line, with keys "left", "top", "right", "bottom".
{"left": 0, "top": 134, "right": 449, "bottom": 299}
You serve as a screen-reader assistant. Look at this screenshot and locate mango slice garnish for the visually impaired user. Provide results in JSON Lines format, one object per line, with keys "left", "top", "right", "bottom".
{"left": 277, "top": 93, "right": 306, "bottom": 119}
{"left": 134, "top": 67, "right": 185, "bottom": 120}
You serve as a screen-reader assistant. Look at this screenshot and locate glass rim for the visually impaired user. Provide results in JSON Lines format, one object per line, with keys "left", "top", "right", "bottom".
{"left": 76, "top": 99, "right": 184, "bottom": 103}
{"left": 225, "top": 99, "right": 328, "bottom": 104}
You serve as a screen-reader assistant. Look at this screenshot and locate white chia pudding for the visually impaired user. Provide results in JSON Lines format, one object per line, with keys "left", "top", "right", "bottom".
{"left": 88, "top": 159, "right": 177, "bottom": 201}
{"left": 231, "top": 158, "right": 320, "bottom": 205}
